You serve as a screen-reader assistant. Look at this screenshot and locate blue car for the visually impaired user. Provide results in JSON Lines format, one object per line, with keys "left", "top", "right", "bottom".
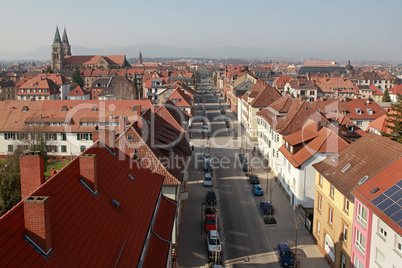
{"left": 260, "top": 201, "right": 274, "bottom": 215}
{"left": 252, "top": 185, "right": 264, "bottom": 196}
{"left": 277, "top": 243, "right": 294, "bottom": 267}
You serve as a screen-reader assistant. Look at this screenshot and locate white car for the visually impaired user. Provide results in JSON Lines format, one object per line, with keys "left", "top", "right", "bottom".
{"left": 203, "top": 173, "right": 213, "bottom": 187}
{"left": 204, "top": 153, "right": 211, "bottom": 163}
{"left": 207, "top": 230, "right": 222, "bottom": 256}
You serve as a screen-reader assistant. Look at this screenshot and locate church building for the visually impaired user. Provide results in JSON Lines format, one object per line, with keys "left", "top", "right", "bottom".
{"left": 51, "top": 27, "right": 130, "bottom": 71}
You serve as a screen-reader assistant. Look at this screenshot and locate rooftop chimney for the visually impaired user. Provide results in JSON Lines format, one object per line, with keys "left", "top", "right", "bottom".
{"left": 92, "top": 128, "right": 115, "bottom": 150}
{"left": 79, "top": 154, "right": 98, "bottom": 193}
{"left": 20, "top": 151, "right": 45, "bottom": 200}
{"left": 24, "top": 196, "right": 52, "bottom": 254}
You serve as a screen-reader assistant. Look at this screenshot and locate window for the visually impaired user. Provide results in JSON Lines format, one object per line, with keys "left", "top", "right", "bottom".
{"left": 378, "top": 221, "right": 387, "bottom": 240}
{"left": 4, "top": 133, "right": 16, "bottom": 140}
{"left": 80, "top": 145, "right": 86, "bottom": 152}
{"left": 357, "top": 203, "right": 368, "bottom": 227}
{"left": 375, "top": 248, "right": 385, "bottom": 267}
{"left": 46, "top": 133, "right": 57, "bottom": 140}
{"left": 354, "top": 255, "right": 364, "bottom": 268}
{"left": 329, "top": 208, "right": 333, "bottom": 225}
{"left": 77, "top": 133, "right": 92, "bottom": 141}
{"left": 276, "top": 135, "right": 279, "bottom": 142}
{"left": 316, "top": 220, "right": 321, "bottom": 236}
{"left": 355, "top": 229, "right": 366, "bottom": 254}
{"left": 356, "top": 120, "right": 363, "bottom": 126}
{"left": 319, "top": 174, "right": 323, "bottom": 187}
{"left": 330, "top": 184, "right": 335, "bottom": 198}
{"left": 318, "top": 195, "right": 322, "bottom": 211}
{"left": 7, "top": 145, "right": 13, "bottom": 152}
{"left": 61, "top": 133, "right": 66, "bottom": 141}
{"left": 178, "top": 98, "right": 181, "bottom": 102}
{"left": 61, "top": 145, "right": 67, "bottom": 153}
{"left": 342, "top": 224, "right": 348, "bottom": 242}
{"left": 344, "top": 198, "right": 349, "bottom": 213}
{"left": 288, "top": 161, "right": 291, "bottom": 172}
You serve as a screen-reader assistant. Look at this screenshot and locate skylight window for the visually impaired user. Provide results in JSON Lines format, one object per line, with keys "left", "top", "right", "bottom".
{"left": 358, "top": 175, "right": 369, "bottom": 185}
{"left": 341, "top": 163, "right": 351, "bottom": 173}
{"left": 370, "top": 187, "right": 379, "bottom": 194}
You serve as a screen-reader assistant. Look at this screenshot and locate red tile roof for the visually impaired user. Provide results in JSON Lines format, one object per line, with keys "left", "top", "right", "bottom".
{"left": 0, "top": 142, "right": 175, "bottom": 266}
{"left": 0, "top": 100, "right": 151, "bottom": 133}
{"left": 389, "top": 84, "right": 402, "bottom": 95}
{"left": 280, "top": 126, "right": 348, "bottom": 168}
{"left": 273, "top": 76, "right": 292, "bottom": 88}
{"left": 250, "top": 84, "right": 281, "bottom": 108}
{"left": 313, "top": 133, "right": 402, "bottom": 200}
{"left": 168, "top": 88, "right": 192, "bottom": 107}
{"left": 67, "top": 85, "right": 89, "bottom": 96}
{"left": 64, "top": 55, "right": 127, "bottom": 65}
{"left": 351, "top": 157, "right": 402, "bottom": 235}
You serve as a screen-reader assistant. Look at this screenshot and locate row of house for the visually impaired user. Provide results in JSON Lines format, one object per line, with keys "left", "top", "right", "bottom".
{"left": 0, "top": 91, "right": 196, "bottom": 265}
{"left": 217, "top": 64, "right": 401, "bottom": 268}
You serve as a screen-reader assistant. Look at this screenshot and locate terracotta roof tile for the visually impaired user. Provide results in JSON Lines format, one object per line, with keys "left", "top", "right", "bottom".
{"left": 0, "top": 142, "right": 173, "bottom": 266}
{"left": 352, "top": 157, "right": 402, "bottom": 234}
{"left": 313, "top": 133, "right": 402, "bottom": 200}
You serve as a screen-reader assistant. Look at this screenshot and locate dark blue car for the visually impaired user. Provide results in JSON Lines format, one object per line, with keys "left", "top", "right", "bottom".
{"left": 277, "top": 243, "right": 294, "bottom": 267}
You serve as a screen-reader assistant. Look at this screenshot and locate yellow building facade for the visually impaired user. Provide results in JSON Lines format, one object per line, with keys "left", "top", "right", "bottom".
{"left": 313, "top": 171, "right": 354, "bottom": 268}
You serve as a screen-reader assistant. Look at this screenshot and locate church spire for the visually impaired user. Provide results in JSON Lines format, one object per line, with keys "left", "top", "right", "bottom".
{"left": 52, "top": 26, "right": 62, "bottom": 46}
{"left": 62, "top": 28, "right": 70, "bottom": 47}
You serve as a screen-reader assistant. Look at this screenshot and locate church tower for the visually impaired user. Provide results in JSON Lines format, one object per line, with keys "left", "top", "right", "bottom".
{"left": 138, "top": 51, "right": 143, "bottom": 64}
{"left": 51, "top": 26, "right": 65, "bottom": 71}
{"left": 62, "top": 28, "right": 71, "bottom": 56}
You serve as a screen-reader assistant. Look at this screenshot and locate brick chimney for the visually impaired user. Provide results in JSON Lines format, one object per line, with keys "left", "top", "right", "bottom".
{"left": 93, "top": 128, "right": 115, "bottom": 150}
{"left": 24, "top": 196, "right": 52, "bottom": 254}
{"left": 20, "top": 151, "right": 45, "bottom": 200}
{"left": 79, "top": 154, "right": 97, "bottom": 193}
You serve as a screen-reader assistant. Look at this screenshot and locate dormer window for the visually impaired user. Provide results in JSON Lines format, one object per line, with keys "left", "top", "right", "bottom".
{"left": 355, "top": 108, "right": 362, "bottom": 115}
{"left": 366, "top": 109, "right": 373, "bottom": 115}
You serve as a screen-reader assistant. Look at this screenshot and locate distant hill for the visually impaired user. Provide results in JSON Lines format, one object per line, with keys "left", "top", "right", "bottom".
{"left": 0, "top": 43, "right": 311, "bottom": 61}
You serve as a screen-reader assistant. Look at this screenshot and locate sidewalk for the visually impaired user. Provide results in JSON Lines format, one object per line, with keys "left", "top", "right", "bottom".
{"left": 247, "top": 151, "right": 329, "bottom": 268}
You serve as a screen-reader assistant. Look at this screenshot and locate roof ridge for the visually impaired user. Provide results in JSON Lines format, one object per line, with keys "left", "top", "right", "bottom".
{"left": 116, "top": 124, "right": 180, "bottom": 184}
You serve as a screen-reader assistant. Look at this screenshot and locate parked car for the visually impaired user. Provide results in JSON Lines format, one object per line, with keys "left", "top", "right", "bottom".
{"left": 204, "top": 153, "right": 211, "bottom": 163}
{"left": 205, "top": 214, "right": 217, "bottom": 232}
{"left": 249, "top": 174, "right": 259, "bottom": 184}
{"left": 201, "top": 110, "right": 206, "bottom": 116}
{"left": 203, "top": 173, "right": 213, "bottom": 187}
{"left": 260, "top": 201, "right": 275, "bottom": 215}
{"left": 206, "top": 190, "right": 217, "bottom": 205}
{"left": 252, "top": 185, "right": 264, "bottom": 196}
{"left": 277, "top": 243, "right": 294, "bottom": 267}
{"left": 207, "top": 230, "right": 222, "bottom": 256}
{"left": 238, "top": 154, "right": 245, "bottom": 164}
{"left": 242, "top": 162, "right": 252, "bottom": 172}
{"left": 204, "top": 161, "right": 213, "bottom": 171}
{"left": 223, "top": 117, "right": 230, "bottom": 124}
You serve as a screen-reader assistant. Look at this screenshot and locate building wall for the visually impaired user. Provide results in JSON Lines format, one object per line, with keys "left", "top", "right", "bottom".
{"left": 313, "top": 171, "right": 354, "bottom": 268}
{"left": 1, "top": 132, "right": 94, "bottom": 157}
{"left": 351, "top": 199, "right": 373, "bottom": 268}
{"left": 280, "top": 153, "right": 331, "bottom": 209}
{"left": 369, "top": 213, "right": 402, "bottom": 268}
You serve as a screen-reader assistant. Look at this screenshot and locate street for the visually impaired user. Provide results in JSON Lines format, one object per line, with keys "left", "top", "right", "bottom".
{"left": 178, "top": 80, "right": 328, "bottom": 268}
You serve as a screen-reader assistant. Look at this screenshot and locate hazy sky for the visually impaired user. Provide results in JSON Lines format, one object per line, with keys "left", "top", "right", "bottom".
{"left": 1, "top": 0, "right": 401, "bottom": 60}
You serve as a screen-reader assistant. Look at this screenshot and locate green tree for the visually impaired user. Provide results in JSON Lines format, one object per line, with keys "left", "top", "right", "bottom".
{"left": 382, "top": 94, "right": 402, "bottom": 143}
{"left": 0, "top": 147, "right": 23, "bottom": 215}
{"left": 45, "top": 66, "right": 53, "bottom": 73}
{"left": 382, "top": 89, "right": 391, "bottom": 102}
{"left": 71, "top": 67, "right": 84, "bottom": 88}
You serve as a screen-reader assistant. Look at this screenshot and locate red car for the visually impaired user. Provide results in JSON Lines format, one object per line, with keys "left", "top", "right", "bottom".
{"left": 205, "top": 214, "right": 217, "bottom": 232}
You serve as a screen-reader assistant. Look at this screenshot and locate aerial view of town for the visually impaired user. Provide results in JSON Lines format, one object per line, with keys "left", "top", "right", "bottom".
{"left": 0, "top": 1, "right": 401, "bottom": 267}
